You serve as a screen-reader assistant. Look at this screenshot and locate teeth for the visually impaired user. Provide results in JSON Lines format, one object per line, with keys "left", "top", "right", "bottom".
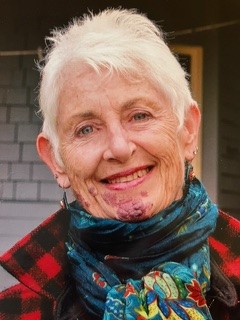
{"left": 126, "top": 175, "right": 132, "bottom": 182}
{"left": 108, "top": 168, "right": 150, "bottom": 184}
{"left": 133, "top": 172, "right": 138, "bottom": 180}
{"left": 138, "top": 170, "right": 145, "bottom": 178}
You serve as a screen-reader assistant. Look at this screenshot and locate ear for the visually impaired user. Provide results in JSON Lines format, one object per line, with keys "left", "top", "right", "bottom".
{"left": 182, "top": 103, "right": 201, "bottom": 161}
{"left": 36, "top": 133, "right": 71, "bottom": 188}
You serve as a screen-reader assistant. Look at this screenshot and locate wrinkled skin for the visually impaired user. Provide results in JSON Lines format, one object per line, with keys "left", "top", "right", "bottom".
{"left": 37, "top": 66, "right": 200, "bottom": 221}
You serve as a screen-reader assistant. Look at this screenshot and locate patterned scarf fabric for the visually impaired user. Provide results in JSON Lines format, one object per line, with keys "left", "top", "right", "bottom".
{"left": 67, "top": 179, "right": 218, "bottom": 319}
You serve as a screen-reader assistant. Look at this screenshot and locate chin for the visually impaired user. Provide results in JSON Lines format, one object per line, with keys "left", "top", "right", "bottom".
{"left": 115, "top": 199, "right": 153, "bottom": 222}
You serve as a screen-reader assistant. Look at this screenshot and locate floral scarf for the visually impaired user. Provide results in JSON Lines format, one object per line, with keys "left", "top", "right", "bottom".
{"left": 67, "top": 178, "right": 218, "bottom": 319}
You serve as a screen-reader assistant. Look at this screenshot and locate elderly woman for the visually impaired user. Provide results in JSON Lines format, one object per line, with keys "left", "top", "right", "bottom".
{"left": 0, "top": 8, "right": 239, "bottom": 320}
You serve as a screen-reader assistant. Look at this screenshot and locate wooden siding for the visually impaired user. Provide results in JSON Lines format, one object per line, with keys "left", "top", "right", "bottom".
{"left": 218, "top": 26, "right": 240, "bottom": 218}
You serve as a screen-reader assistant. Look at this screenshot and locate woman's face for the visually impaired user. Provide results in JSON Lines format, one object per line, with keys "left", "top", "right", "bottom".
{"left": 47, "top": 67, "right": 198, "bottom": 221}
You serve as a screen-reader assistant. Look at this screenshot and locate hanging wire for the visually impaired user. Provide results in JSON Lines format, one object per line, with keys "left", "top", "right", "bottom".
{"left": 0, "top": 47, "right": 43, "bottom": 59}
{"left": 174, "top": 19, "right": 240, "bottom": 36}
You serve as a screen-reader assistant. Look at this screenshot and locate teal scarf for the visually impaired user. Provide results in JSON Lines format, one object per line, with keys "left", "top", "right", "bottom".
{"left": 67, "top": 179, "right": 218, "bottom": 319}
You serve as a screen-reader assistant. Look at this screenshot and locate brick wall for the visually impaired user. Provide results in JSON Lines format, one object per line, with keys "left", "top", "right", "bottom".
{"left": 0, "top": 54, "right": 62, "bottom": 255}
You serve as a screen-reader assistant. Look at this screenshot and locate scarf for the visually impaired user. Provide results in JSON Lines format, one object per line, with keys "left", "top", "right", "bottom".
{"left": 67, "top": 178, "right": 218, "bottom": 319}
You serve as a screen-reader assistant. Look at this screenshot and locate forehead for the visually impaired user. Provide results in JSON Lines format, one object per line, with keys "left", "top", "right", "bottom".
{"left": 56, "top": 65, "right": 176, "bottom": 130}
{"left": 60, "top": 63, "right": 141, "bottom": 89}
{"left": 58, "top": 63, "right": 167, "bottom": 105}
{"left": 55, "top": 64, "right": 178, "bottom": 133}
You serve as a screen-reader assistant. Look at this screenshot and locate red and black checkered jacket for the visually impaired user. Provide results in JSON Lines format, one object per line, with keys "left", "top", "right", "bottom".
{"left": 0, "top": 208, "right": 239, "bottom": 320}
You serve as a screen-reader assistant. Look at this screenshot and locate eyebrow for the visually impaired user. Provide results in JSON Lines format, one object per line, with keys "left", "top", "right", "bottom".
{"left": 123, "top": 97, "right": 156, "bottom": 110}
{"left": 122, "top": 97, "right": 160, "bottom": 111}
{"left": 65, "top": 111, "right": 99, "bottom": 126}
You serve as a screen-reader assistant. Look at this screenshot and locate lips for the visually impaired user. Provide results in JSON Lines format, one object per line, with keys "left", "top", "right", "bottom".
{"left": 101, "top": 166, "right": 153, "bottom": 184}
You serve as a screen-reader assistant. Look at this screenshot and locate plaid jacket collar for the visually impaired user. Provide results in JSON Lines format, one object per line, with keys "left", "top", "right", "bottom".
{"left": 209, "top": 210, "right": 240, "bottom": 285}
{"left": 0, "top": 208, "right": 240, "bottom": 300}
{"left": 0, "top": 207, "right": 70, "bottom": 301}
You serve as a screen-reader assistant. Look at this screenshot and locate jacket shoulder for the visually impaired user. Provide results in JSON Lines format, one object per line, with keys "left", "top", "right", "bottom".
{"left": 0, "top": 283, "right": 54, "bottom": 320}
{"left": 209, "top": 210, "right": 240, "bottom": 319}
{"left": 209, "top": 210, "right": 240, "bottom": 281}
{"left": 0, "top": 207, "right": 71, "bottom": 319}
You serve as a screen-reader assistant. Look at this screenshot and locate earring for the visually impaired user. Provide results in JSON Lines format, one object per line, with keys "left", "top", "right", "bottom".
{"left": 193, "top": 147, "right": 199, "bottom": 156}
{"left": 60, "top": 189, "right": 69, "bottom": 210}
{"left": 54, "top": 173, "right": 70, "bottom": 209}
{"left": 184, "top": 161, "right": 195, "bottom": 185}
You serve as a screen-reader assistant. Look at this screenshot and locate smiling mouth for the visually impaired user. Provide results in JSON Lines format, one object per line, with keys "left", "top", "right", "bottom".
{"left": 101, "top": 166, "right": 153, "bottom": 184}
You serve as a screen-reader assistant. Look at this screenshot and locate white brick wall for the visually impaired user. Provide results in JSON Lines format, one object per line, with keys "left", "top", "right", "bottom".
{"left": 0, "top": 144, "right": 20, "bottom": 161}
{"left": 18, "top": 123, "right": 40, "bottom": 142}
{"left": 6, "top": 88, "right": 27, "bottom": 104}
{"left": 15, "top": 182, "right": 38, "bottom": 200}
{"left": 0, "top": 181, "right": 14, "bottom": 199}
{"left": 40, "top": 182, "right": 63, "bottom": 201}
{"left": 21, "top": 143, "right": 41, "bottom": 161}
{"left": 10, "top": 106, "right": 30, "bottom": 122}
{"left": 0, "top": 124, "right": 15, "bottom": 141}
{"left": 0, "top": 106, "right": 7, "bottom": 122}
{"left": 0, "top": 163, "right": 9, "bottom": 179}
{"left": 0, "top": 201, "right": 61, "bottom": 254}
{"left": 0, "top": 55, "right": 61, "bottom": 260}
{"left": 11, "top": 163, "right": 30, "bottom": 180}
{"left": 32, "top": 163, "right": 53, "bottom": 181}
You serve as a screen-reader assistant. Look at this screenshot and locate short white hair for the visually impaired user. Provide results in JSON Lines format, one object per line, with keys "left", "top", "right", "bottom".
{"left": 38, "top": 8, "right": 194, "bottom": 164}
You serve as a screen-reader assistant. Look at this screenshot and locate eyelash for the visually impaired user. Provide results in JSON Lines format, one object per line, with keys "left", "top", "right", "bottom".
{"left": 74, "top": 111, "right": 151, "bottom": 138}
{"left": 132, "top": 112, "right": 151, "bottom": 121}
{"left": 75, "top": 125, "right": 94, "bottom": 137}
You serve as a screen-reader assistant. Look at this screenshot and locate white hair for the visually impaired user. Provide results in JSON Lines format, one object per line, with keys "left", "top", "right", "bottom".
{"left": 38, "top": 8, "right": 194, "bottom": 164}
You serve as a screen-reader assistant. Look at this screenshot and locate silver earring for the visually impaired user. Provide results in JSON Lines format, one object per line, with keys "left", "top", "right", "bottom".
{"left": 193, "top": 147, "right": 199, "bottom": 156}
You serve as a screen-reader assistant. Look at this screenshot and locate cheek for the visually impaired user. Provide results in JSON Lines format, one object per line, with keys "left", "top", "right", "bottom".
{"left": 60, "top": 143, "right": 101, "bottom": 180}
{"left": 137, "top": 120, "right": 180, "bottom": 156}
{"left": 163, "top": 129, "right": 185, "bottom": 161}
{"left": 146, "top": 133, "right": 183, "bottom": 165}
{"left": 142, "top": 128, "right": 185, "bottom": 189}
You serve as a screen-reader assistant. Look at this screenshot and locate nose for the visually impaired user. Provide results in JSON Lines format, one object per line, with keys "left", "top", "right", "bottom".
{"left": 103, "top": 124, "right": 136, "bottom": 163}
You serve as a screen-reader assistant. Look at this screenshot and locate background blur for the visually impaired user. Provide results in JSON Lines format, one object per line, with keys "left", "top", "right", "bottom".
{"left": 0, "top": 0, "right": 240, "bottom": 259}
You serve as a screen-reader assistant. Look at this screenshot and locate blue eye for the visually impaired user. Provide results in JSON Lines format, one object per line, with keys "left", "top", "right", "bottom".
{"left": 78, "top": 125, "right": 93, "bottom": 135}
{"left": 133, "top": 113, "right": 149, "bottom": 121}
